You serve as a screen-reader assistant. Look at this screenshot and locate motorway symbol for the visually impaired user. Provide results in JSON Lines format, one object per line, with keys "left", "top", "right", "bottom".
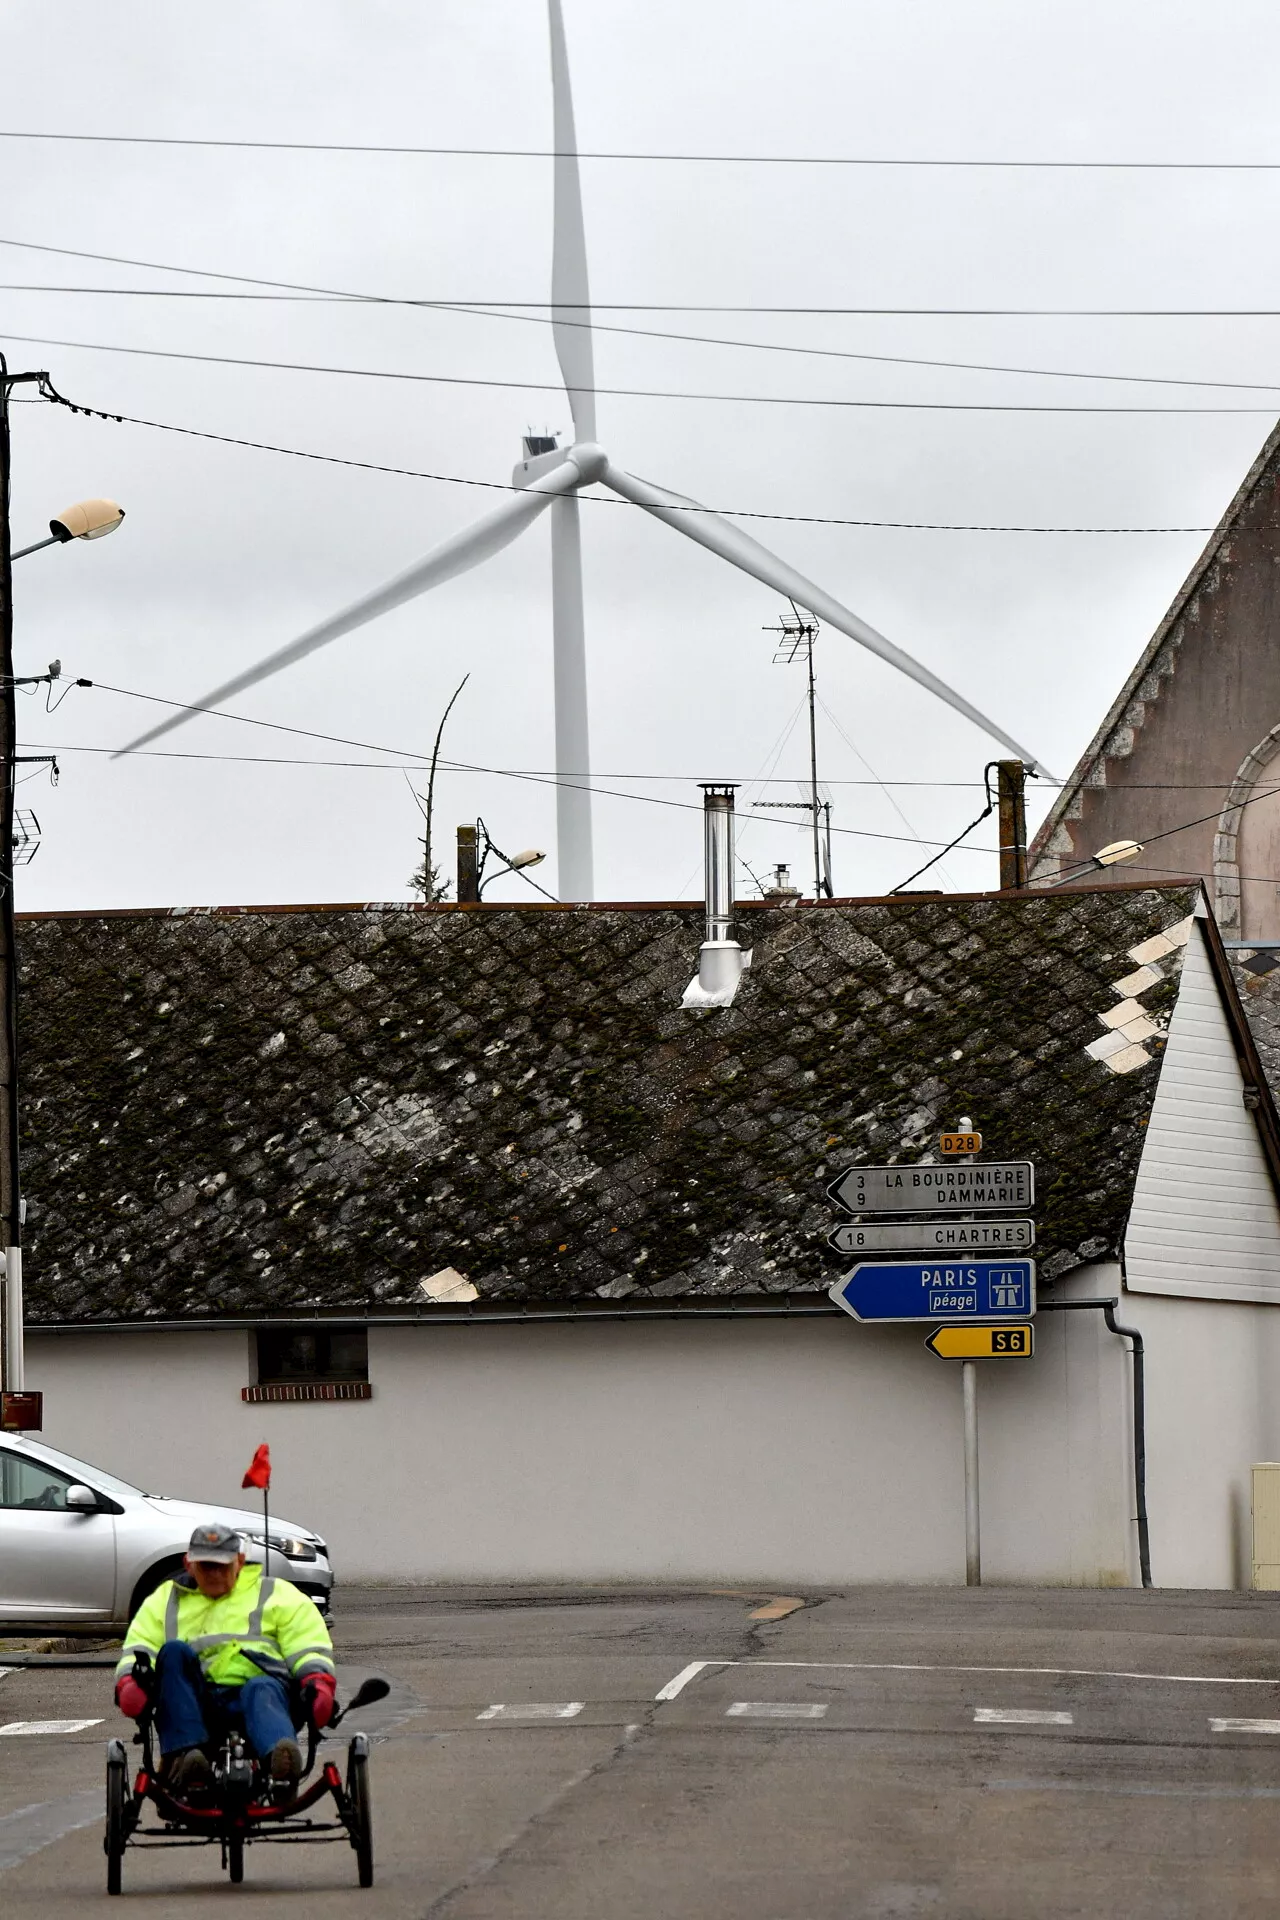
{"left": 938, "top": 1130, "right": 982, "bottom": 1156}
{"left": 828, "top": 1258, "right": 1036, "bottom": 1324}
{"left": 828, "top": 1161, "right": 1034, "bottom": 1217}
{"left": 827, "top": 1219, "right": 1036, "bottom": 1256}
{"left": 925, "top": 1324, "right": 1034, "bottom": 1360}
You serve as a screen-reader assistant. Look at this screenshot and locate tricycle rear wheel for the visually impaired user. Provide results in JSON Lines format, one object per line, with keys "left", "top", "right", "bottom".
{"left": 347, "top": 1734, "right": 374, "bottom": 1887}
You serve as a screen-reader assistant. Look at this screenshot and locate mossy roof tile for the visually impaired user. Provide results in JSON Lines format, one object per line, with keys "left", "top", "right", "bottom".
{"left": 14, "top": 886, "right": 1205, "bottom": 1324}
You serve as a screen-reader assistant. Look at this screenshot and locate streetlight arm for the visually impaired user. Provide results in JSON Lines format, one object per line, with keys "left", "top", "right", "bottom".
{"left": 11, "top": 534, "right": 62, "bottom": 563}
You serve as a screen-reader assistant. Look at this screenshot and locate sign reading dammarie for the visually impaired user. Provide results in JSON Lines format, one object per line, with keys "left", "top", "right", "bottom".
{"left": 828, "top": 1162, "right": 1034, "bottom": 1217}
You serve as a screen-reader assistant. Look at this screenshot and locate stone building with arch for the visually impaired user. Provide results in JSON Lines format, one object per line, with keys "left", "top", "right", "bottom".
{"left": 1030, "top": 417, "right": 1280, "bottom": 951}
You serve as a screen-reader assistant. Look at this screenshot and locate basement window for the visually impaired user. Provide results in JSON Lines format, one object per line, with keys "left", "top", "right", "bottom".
{"left": 244, "top": 1327, "right": 372, "bottom": 1404}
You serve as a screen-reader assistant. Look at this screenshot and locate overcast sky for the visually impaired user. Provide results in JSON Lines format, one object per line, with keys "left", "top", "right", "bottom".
{"left": 4, "top": 0, "right": 1280, "bottom": 911}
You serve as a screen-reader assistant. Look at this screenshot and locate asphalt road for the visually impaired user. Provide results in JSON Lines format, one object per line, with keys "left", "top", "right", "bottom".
{"left": 4, "top": 1583, "right": 1280, "bottom": 1916}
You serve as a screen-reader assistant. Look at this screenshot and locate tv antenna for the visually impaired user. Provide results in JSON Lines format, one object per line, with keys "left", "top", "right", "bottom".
{"left": 759, "top": 604, "right": 833, "bottom": 898}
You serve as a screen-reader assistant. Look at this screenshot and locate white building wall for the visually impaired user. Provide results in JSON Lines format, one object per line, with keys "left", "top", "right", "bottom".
{"left": 27, "top": 1271, "right": 1139, "bottom": 1589}
{"left": 1132, "top": 1289, "right": 1280, "bottom": 1587}
{"left": 1126, "top": 921, "right": 1280, "bottom": 1302}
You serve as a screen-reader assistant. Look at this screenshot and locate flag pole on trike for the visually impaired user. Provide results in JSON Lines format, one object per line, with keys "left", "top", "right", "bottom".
{"left": 242, "top": 1444, "right": 272, "bottom": 1573}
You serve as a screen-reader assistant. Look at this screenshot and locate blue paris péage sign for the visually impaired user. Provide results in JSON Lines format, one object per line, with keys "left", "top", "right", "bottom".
{"left": 829, "top": 1258, "right": 1037, "bottom": 1324}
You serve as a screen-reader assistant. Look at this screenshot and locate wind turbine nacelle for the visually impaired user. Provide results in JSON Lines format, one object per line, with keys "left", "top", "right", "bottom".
{"left": 513, "top": 440, "right": 567, "bottom": 488}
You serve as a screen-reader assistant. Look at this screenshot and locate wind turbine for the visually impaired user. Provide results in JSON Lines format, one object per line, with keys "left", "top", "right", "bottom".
{"left": 121, "top": 0, "right": 1047, "bottom": 900}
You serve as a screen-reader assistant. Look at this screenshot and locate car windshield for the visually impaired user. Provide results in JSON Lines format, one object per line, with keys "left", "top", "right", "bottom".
{"left": 7, "top": 1437, "right": 155, "bottom": 1501}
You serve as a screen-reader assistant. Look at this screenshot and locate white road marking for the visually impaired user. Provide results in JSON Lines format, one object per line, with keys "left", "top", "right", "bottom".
{"left": 730, "top": 1659, "right": 1277, "bottom": 1687}
{"left": 1209, "top": 1717, "right": 1280, "bottom": 1734}
{"left": 726, "top": 1702, "right": 828, "bottom": 1720}
{"left": 655, "top": 1660, "right": 718, "bottom": 1702}
{"left": 476, "top": 1703, "right": 584, "bottom": 1722}
{"left": 0, "top": 1669, "right": 15, "bottom": 1682}
{"left": 974, "top": 1708, "right": 1073, "bottom": 1727}
{"left": 0, "top": 1719, "right": 102, "bottom": 1737}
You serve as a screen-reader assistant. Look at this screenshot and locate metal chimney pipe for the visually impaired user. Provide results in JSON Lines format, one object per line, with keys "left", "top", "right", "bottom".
{"left": 681, "top": 784, "right": 752, "bottom": 1009}
{"left": 703, "top": 784, "right": 735, "bottom": 943}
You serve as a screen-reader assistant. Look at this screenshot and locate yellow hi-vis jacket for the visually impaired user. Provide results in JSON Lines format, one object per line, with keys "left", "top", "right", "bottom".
{"left": 115, "top": 1563, "right": 335, "bottom": 1691}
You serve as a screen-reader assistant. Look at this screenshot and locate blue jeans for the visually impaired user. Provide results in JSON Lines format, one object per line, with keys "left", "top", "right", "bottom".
{"left": 154, "top": 1639, "right": 296, "bottom": 1760}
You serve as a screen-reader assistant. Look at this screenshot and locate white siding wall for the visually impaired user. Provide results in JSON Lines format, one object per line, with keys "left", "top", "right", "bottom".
{"left": 1138, "top": 1288, "right": 1280, "bottom": 1587}
{"left": 27, "top": 1278, "right": 1138, "bottom": 1589}
{"left": 1126, "top": 922, "right": 1280, "bottom": 1301}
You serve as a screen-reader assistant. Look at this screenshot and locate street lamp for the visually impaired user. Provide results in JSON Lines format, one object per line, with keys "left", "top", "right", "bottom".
{"left": 1045, "top": 839, "right": 1144, "bottom": 888}
{"left": 478, "top": 840, "right": 551, "bottom": 899}
{"left": 0, "top": 354, "right": 125, "bottom": 1414}
{"left": 13, "top": 498, "right": 125, "bottom": 563}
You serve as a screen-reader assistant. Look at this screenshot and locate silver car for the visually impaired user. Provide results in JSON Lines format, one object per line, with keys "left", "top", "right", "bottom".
{"left": 0, "top": 1432, "right": 333, "bottom": 1635}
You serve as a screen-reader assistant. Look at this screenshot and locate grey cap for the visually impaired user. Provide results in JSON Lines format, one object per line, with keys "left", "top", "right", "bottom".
{"left": 187, "top": 1521, "right": 244, "bottom": 1564}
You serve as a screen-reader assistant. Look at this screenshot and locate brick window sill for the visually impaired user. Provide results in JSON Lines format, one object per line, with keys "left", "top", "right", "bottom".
{"left": 242, "top": 1381, "right": 372, "bottom": 1404}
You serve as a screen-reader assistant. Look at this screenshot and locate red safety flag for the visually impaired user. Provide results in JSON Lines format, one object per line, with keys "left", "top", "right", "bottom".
{"left": 241, "top": 1443, "right": 271, "bottom": 1491}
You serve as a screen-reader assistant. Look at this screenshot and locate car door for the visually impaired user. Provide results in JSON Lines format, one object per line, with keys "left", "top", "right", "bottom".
{"left": 0, "top": 1446, "right": 117, "bottom": 1625}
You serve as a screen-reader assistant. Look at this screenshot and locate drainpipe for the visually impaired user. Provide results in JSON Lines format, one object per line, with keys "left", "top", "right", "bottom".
{"left": 681, "top": 785, "right": 752, "bottom": 1008}
{"left": 1036, "top": 1294, "right": 1152, "bottom": 1589}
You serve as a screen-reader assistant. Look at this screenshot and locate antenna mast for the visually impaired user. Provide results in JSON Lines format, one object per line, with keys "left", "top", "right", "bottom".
{"left": 762, "top": 604, "right": 831, "bottom": 898}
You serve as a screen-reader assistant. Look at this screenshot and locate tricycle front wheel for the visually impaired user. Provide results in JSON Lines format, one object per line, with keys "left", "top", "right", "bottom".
{"left": 105, "top": 1740, "right": 128, "bottom": 1896}
{"left": 346, "top": 1734, "right": 374, "bottom": 1888}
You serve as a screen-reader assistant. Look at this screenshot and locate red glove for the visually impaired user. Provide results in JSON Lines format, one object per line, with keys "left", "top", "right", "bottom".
{"left": 301, "top": 1672, "right": 337, "bottom": 1728}
{"left": 115, "top": 1675, "right": 149, "bottom": 1720}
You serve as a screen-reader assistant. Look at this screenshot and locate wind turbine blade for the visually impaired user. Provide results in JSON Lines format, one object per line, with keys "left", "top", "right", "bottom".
{"left": 548, "top": 0, "right": 596, "bottom": 443}
{"left": 116, "top": 458, "right": 582, "bottom": 755}
{"left": 602, "top": 463, "right": 1053, "bottom": 774}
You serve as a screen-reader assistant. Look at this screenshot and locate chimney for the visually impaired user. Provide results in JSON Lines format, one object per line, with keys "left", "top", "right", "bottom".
{"left": 681, "top": 785, "right": 753, "bottom": 1009}
{"left": 457, "top": 823, "right": 480, "bottom": 903}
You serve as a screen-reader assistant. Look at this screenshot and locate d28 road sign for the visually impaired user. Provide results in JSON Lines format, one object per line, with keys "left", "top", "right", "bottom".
{"left": 925, "top": 1324, "right": 1034, "bottom": 1360}
{"left": 828, "top": 1161, "right": 1033, "bottom": 1217}
{"left": 828, "top": 1258, "right": 1036, "bottom": 1324}
{"left": 828, "top": 1219, "right": 1035, "bottom": 1256}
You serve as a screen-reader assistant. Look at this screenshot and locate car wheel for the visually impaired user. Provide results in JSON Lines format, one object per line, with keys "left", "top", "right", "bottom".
{"left": 127, "top": 1556, "right": 186, "bottom": 1622}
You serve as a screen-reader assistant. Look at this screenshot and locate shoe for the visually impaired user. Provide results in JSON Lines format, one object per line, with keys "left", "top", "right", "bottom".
{"left": 268, "top": 1737, "right": 302, "bottom": 1797}
{"left": 163, "top": 1747, "right": 212, "bottom": 1797}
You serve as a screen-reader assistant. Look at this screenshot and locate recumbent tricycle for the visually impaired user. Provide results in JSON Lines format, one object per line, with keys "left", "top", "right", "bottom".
{"left": 103, "top": 1649, "right": 391, "bottom": 1893}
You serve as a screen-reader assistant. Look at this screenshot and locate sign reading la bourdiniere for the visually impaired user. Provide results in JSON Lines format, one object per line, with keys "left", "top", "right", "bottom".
{"left": 827, "top": 1161, "right": 1033, "bottom": 1217}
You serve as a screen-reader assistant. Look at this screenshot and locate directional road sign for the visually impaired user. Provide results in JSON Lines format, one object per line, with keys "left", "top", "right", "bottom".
{"left": 828, "top": 1258, "right": 1036, "bottom": 1324}
{"left": 828, "top": 1219, "right": 1036, "bottom": 1256}
{"left": 938, "top": 1130, "right": 982, "bottom": 1156}
{"left": 828, "top": 1161, "right": 1034, "bottom": 1217}
{"left": 925, "top": 1324, "right": 1034, "bottom": 1360}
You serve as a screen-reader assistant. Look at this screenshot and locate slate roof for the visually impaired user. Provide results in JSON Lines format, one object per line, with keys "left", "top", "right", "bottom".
{"left": 14, "top": 884, "right": 1213, "bottom": 1326}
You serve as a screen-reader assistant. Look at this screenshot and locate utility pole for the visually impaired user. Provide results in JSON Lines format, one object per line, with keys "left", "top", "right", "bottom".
{"left": 996, "top": 760, "right": 1028, "bottom": 891}
{"left": 0, "top": 357, "right": 34, "bottom": 1394}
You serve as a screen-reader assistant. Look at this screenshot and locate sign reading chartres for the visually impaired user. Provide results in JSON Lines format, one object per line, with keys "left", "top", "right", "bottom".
{"left": 828, "top": 1218, "right": 1035, "bottom": 1256}
{"left": 828, "top": 1162, "right": 1034, "bottom": 1217}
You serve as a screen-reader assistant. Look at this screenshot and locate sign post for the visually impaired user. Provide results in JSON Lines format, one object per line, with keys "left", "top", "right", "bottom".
{"left": 963, "top": 1362, "right": 980, "bottom": 1586}
{"left": 825, "top": 1149, "right": 1039, "bottom": 1592}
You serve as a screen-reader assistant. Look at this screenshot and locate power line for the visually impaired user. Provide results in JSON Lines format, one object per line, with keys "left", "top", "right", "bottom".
{"left": 10, "top": 325, "right": 1277, "bottom": 414}
{"left": 8, "top": 239, "right": 1280, "bottom": 320}
{"left": 7, "top": 131, "right": 1280, "bottom": 169}
{"left": 10, "top": 279, "right": 1280, "bottom": 399}
{"left": 42, "top": 396, "right": 1214, "bottom": 534}
{"left": 35, "top": 679, "right": 998, "bottom": 855}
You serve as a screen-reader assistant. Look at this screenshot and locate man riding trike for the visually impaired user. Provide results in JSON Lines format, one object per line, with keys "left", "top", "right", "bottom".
{"left": 105, "top": 1520, "right": 384, "bottom": 1891}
